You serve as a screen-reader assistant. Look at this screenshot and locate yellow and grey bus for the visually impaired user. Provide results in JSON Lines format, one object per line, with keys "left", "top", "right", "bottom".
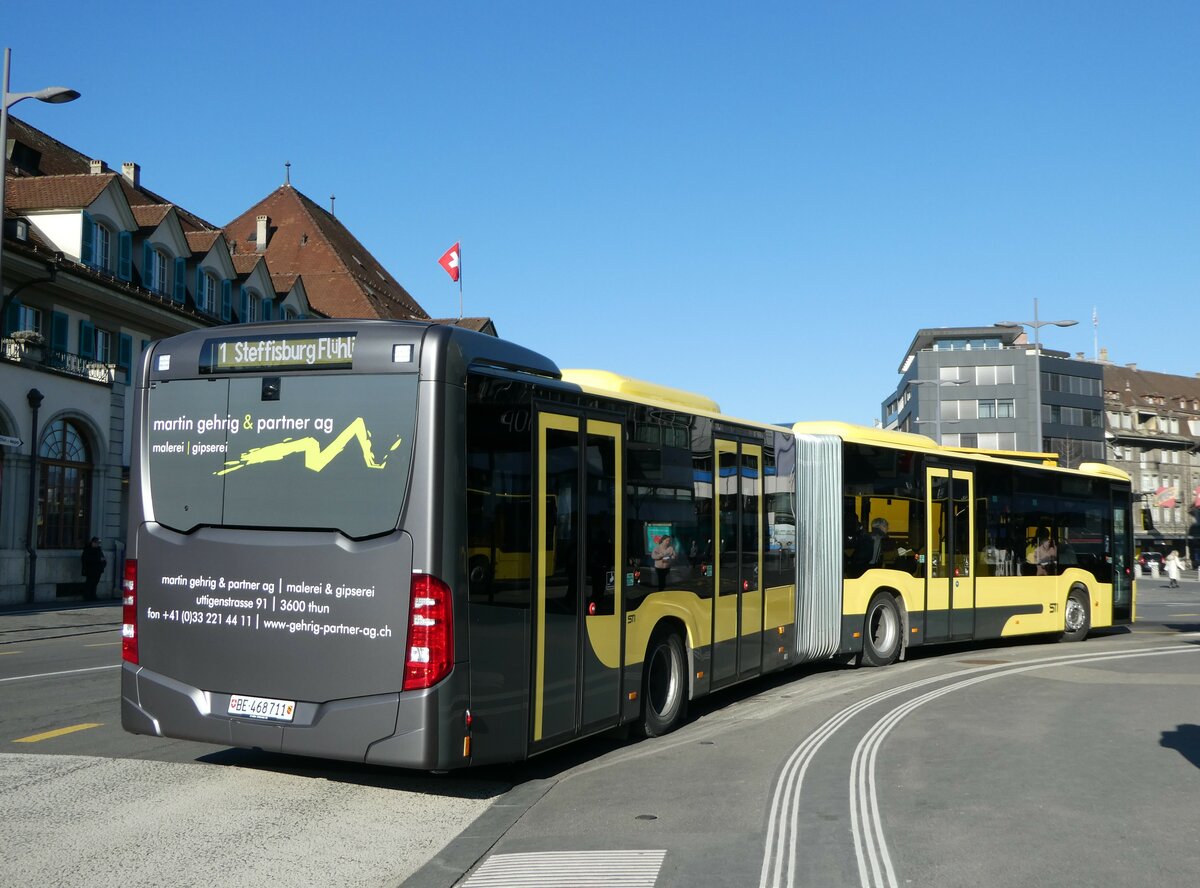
{"left": 790, "top": 422, "right": 1134, "bottom": 668}
{"left": 120, "top": 321, "right": 1133, "bottom": 770}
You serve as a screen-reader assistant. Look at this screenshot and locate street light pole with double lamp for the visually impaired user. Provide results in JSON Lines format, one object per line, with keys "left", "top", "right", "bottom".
{"left": 996, "top": 298, "right": 1078, "bottom": 455}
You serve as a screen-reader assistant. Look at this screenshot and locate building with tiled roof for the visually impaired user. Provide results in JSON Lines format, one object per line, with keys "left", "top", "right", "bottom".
{"left": 2, "top": 112, "right": 495, "bottom": 606}
{"left": 224, "top": 185, "right": 429, "bottom": 320}
{"left": 1101, "top": 360, "right": 1200, "bottom": 561}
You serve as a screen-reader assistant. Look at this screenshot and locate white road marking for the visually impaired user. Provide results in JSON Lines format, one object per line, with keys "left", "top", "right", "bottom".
{"left": 0, "top": 664, "right": 119, "bottom": 684}
{"left": 758, "top": 643, "right": 1198, "bottom": 888}
{"left": 463, "top": 849, "right": 666, "bottom": 887}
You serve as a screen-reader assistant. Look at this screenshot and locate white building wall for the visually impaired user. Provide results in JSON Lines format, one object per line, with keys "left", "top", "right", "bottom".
{"left": 26, "top": 211, "right": 83, "bottom": 262}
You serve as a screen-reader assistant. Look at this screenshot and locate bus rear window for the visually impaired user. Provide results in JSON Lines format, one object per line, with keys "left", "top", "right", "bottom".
{"left": 146, "top": 374, "right": 417, "bottom": 538}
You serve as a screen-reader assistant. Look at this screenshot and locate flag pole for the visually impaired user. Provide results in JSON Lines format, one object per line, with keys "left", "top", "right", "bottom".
{"left": 458, "top": 243, "right": 463, "bottom": 320}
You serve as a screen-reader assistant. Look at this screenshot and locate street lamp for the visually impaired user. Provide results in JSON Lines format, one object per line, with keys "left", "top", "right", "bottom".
{"left": 996, "top": 298, "right": 1078, "bottom": 454}
{"left": 1, "top": 47, "right": 80, "bottom": 310}
{"left": 909, "top": 377, "right": 967, "bottom": 443}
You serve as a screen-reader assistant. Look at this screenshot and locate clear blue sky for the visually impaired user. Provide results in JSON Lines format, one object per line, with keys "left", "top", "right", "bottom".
{"left": 9, "top": 2, "right": 1199, "bottom": 424}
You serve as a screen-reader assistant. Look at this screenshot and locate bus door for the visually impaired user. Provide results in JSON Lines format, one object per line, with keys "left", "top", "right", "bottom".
{"left": 533, "top": 410, "right": 623, "bottom": 748}
{"left": 713, "top": 438, "right": 764, "bottom": 686}
{"left": 924, "top": 466, "right": 976, "bottom": 643}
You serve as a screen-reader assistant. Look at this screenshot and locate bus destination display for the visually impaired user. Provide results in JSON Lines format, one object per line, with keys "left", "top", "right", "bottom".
{"left": 200, "top": 333, "right": 356, "bottom": 373}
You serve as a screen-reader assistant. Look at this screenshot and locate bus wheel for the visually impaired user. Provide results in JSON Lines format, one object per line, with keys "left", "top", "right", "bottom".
{"left": 1060, "top": 587, "right": 1091, "bottom": 642}
{"left": 640, "top": 630, "right": 687, "bottom": 737}
{"left": 859, "top": 592, "right": 902, "bottom": 667}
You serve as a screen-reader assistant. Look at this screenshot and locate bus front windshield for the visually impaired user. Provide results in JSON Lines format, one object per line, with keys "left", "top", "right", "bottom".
{"left": 145, "top": 373, "right": 417, "bottom": 538}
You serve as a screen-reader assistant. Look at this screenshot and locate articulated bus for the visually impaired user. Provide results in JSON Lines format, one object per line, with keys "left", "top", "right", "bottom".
{"left": 121, "top": 321, "right": 1134, "bottom": 770}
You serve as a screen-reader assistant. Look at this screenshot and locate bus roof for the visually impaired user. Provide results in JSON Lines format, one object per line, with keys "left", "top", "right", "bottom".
{"left": 790, "top": 420, "right": 1131, "bottom": 483}
{"left": 561, "top": 369, "right": 722, "bottom": 414}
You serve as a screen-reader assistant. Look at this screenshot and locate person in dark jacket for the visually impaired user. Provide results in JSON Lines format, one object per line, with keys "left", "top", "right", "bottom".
{"left": 81, "top": 537, "right": 106, "bottom": 601}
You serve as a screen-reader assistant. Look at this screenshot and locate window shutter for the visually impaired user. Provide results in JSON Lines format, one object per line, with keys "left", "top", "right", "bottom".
{"left": 173, "top": 257, "right": 187, "bottom": 304}
{"left": 117, "top": 231, "right": 132, "bottom": 281}
{"left": 262, "top": 299, "right": 273, "bottom": 321}
{"left": 196, "top": 267, "right": 205, "bottom": 309}
{"left": 239, "top": 285, "right": 249, "bottom": 323}
{"left": 81, "top": 212, "right": 95, "bottom": 265}
{"left": 3, "top": 300, "right": 20, "bottom": 335}
{"left": 118, "top": 334, "right": 133, "bottom": 373}
{"left": 142, "top": 242, "right": 154, "bottom": 289}
{"left": 51, "top": 312, "right": 69, "bottom": 352}
{"left": 221, "top": 280, "right": 232, "bottom": 321}
{"left": 79, "top": 320, "right": 96, "bottom": 360}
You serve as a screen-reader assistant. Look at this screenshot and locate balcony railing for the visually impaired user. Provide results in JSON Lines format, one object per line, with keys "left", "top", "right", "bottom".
{"left": 1, "top": 335, "right": 116, "bottom": 385}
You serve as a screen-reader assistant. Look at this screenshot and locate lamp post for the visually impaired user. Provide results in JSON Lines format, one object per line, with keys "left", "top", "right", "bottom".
{"left": 909, "top": 377, "right": 967, "bottom": 443}
{"left": 996, "top": 298, "right": 1078, "bottom": 454}
{"left": 24, "top": 387, "right": 43, "bottom": 603}
{"left": 1, "top": 48, "right": 80, "bottom": 312}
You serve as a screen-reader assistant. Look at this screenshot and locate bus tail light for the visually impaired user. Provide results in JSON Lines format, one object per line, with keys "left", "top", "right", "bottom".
{"left": 403, "top": 573, "right": 453, "bottom": 691}
{"left": 122, "top": 559, "right": 139, "bottom": 664}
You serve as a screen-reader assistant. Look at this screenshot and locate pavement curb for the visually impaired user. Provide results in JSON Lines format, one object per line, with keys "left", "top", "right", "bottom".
{"left": 401, "top": 777, "right": 558, "bottom": 888}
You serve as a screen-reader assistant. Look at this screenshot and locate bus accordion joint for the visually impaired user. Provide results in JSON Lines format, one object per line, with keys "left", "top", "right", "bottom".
{"left": 402, "top": 573, "right": 453, "bottom": 691}
{"left": 122, "top": 559, "right": 139, "bottom": 664}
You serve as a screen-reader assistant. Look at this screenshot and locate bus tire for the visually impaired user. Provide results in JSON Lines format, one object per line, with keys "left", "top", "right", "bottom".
{"left": 859, "top": 592, "right": 902, "bottom": 667}
{"left": 640, "top": 630, "right": 687, "bottom": 738}
{"left": 1059, "top": 586, "right": 1090, "bottom": 643}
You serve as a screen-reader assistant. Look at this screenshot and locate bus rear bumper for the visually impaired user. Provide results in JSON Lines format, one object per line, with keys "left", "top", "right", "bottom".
{"left": 121, "top": 662, "right": 448, "bottom": 769}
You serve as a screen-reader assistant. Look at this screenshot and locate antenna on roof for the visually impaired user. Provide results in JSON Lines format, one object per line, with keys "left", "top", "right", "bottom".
{"left": 330, "top": 194, "right": 336, "bottom": 216}
{"left": 284, "top": 161, "right": 291, "bottom": 185}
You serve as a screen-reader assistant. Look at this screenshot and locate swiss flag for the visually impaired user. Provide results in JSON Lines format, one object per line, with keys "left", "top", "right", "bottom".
{"left": 438, "top": 243, "right": 461, "bottom": 282}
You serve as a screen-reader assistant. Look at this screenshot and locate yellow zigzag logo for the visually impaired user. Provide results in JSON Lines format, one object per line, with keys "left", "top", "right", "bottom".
{"left": 216, "top": 418, "right": 403, "bottom": 476}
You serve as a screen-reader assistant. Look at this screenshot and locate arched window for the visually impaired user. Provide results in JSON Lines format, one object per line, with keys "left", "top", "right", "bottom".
{"left": 38, "top": 419, "right": 93, "bottom": 549}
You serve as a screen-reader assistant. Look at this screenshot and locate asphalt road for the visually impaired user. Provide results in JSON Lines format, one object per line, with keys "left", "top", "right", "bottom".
{"left": 3, "top": 577, "right": 1199, "bottom": 887}
{"left": 0, "top": 603, "right": 508, "bottom": 888}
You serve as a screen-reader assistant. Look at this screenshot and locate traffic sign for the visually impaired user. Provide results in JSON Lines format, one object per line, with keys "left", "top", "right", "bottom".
{"left": 0, "top": 435, "right": 23, "bottom": 448}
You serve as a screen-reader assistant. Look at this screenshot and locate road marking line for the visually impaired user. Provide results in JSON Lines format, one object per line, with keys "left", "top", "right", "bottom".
{"left": 0, "top": 664, "right": 119, "bottom": 684}
{"left": 84, "top": 641, "right": 121, "bottom": 647}
{"left": 14, "top": 723, "right": 103, "bottom": 743}
{"left": 0, "top": 651, "right": 21, "bottom": 655}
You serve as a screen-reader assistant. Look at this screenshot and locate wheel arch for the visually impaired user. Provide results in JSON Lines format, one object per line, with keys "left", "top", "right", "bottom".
{"left": 646, "top": 615, "right": 693, "bottom": 701}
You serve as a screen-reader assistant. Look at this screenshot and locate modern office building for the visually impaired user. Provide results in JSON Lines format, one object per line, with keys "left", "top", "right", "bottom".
{"left": 882, "top": 325, "right": 1104, "bottom": 467}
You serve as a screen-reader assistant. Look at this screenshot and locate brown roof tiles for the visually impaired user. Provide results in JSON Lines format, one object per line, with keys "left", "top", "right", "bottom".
{"left": 224, "top": 185, "right": 429, "bottom": 320}
{"left": 5, "top": 173, "right": 116, "bottom": 211}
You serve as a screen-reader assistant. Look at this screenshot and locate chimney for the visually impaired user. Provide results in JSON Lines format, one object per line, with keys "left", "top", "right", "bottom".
{"left": 89, "top": 159, "right": 107, "bottom": 175}
{"left": 1126, "top": 363, "right": 1137, "bottom": 370}
{"left": 1099, "top": 347, "right": 1109, "bottom": 362}
{"left": 122, "top": 162, "right": 140, "bottom": 188}
{"left": 256, "top": 215, "right": 269, "bottom": 253}
{"left": 1075, "top": 352, "right": 1085, "bottom": 360}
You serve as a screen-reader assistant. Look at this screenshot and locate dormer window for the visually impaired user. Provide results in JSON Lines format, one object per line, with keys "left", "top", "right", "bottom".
{"left": 197, "top": 272, "right": 218, "bottom": 315}
{"left": 95, "top": 224, "right": 112, "bottom": 272}
{"left": 145, "top": 248, "right": 169, "bottom": 294}
{"left": 246, "top": 292, "right": 261, "bottom": 321}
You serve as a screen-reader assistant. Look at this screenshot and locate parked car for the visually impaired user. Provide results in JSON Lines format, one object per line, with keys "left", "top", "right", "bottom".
{"left": 1139, "top": 551, "right": 1164, "bottom": 572}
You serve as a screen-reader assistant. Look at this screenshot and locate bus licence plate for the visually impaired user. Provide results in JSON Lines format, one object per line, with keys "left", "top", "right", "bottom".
{"left": 227, "top": 694, "right": 295, "bottom": 722}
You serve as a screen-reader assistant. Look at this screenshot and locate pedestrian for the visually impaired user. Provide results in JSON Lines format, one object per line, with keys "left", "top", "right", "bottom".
{"left": 1165, "top": 550, "right": 1182, "bottom": 589}
{"left": 81, "top": 537, "right": 106, "bottom": 601}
